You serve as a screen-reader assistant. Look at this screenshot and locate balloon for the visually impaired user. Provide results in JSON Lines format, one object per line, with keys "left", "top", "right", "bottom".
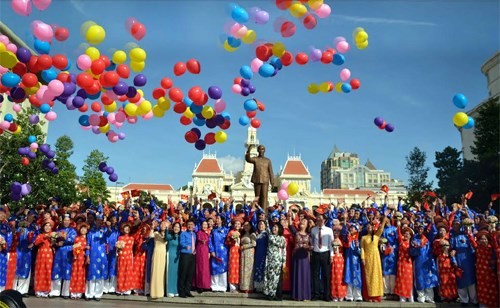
{"left": 173, "top": 62, "right": 186, "bottom": 76}
{"left": 133, "top": 74, "right": 147, "bottom": 87}
{"left": 214, "top": 99, "right": 226, "bottom": 113}
{"left": 239, "top": 115, "right": 250, "bottom": 126}
{"left": 374, "top": 117, "right": 384, "bottom": 126}
{"left": 243, "top": 99, "right": 258, "bottom": 111}
{"left": 336, "top": 40, "right": 350, "bottom": 53}
{"left": 11, "top": 182, "right": 22, "bottom": 195}
{"left": 462, "top": 117, "right": 474, "bottom": 129}
{"left": 239, "top": 65, "right": 253, "bottom": 80}
{"left": 32, "top": 0, "right": 51, "bottom": 10}
{"left": 208, "top": 86, "right": 222, "bottom": 100}
{"left": 314, "top": 3, "right": 331, "bottom": 18}
{"left": 129, "top": 48, "right": 146, "bottom": 62}
{"left": 231, "top": 84, "right": 242, "bottom": 94}
{"left": 16, "top": 47, "right": 31, "bottom": 63}
{"left": 195, "top": 139, "right": 206, "bottom": 150}
{"left": 54, "top": 27, "right": 69, "bottom": 41}
{"left": 321, "top": 51, "right": 333, "bottom": 64}
{"left": 21, "top": 157, "right": 30, "bottom": 166}
{"left": 295, "top": 52, "right": 308, "bottom": 65}
{"left": 277, "top": 189, "right": 289, "bottom": 201}
{"left": 453, "top": 112, "right": 468, "bottom": 127}
{"left": 109, "top": 173, "right": 118, "bottom": 182}
{"left": 289, "top": 3, "right": 307, "bottom": 18}
{"left": 31, "top": 20, "right": 53, "bottom": 42}
{"left": 241, "top": 30, "right": 257, "bottom": 44}
{"left": 130, "top": 22, "right": 146, "bottom": 40}
{"left": 280, "top": 21, "right": 296, "bottom": 38}
{"left": 303, "top": 14, "right": 317, "bottom": 30}
{"left": 45, "top": 111, "right": 57, "bottom": 121}
{"left": 340, "top": 68, "right": 351, "bottom": 81}
{"left": 385, "top": 123, "right": 395, "bottom": 132}
{"left": 76, "top": 54, "right": 92, "bottom": 71}
{"left": 258, "top": 63, "right": 275, "bottom": 78}
{"left": 85, "top": 24, "right": 106, "bottom": 45}
{"left": 272, "top": 42, "right": 286, "bottom": 57}
{"left": 452, "top": 93, "right": 467, "bottom": 109}
{"left": 250, "top": 118, "right": 261, "bottom": 128}
{"left": 231, "top": 6, "right": 249, "bottom": 23}
{"left": 223, "top": 40, "right": 238, "bottom": 52}
{"left": 287, "top": 182, "right": 299, "bottom": 196}
{"left": 1, "top": 72, "right": 21, "bottom": 87}
{"left": 11, "top": 0, "right": 32, "bottom": 16}
{"left": 214, "top": 131, "right": 227, "bottom": 143}
{"left": 308, "top": 83, "right": 319, "bottom": 94}
{"left": 255, "top": 10, "right": 270, "bottom": 24}
{"left": 186, "top": 59, "right": 200, "bottom": 74}
{"left": 250, "top": 58, "right": 263, "bottom": 72}
{"left": 350, "top": 78, "right": 361, "bottom": 90}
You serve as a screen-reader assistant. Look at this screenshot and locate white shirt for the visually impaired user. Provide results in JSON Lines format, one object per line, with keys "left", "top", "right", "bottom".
{"left": 310, "top": 225, "right": 334, "bottom": 256}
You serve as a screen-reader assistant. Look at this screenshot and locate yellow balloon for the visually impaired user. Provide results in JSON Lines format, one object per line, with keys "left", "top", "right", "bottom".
{"left": 242, "top": 30, "right": 257, "bottom": 44}
{"left": 319, "top": 82, "right": 330, "bottom": 93}
{"left": 183, "top": 108, "right": 195, "bottom": 119}
{"left": 85, "top": 47, "right": 100, "bottom": 61}
{"left": 223, "top": 40, "right": 238, "bottom": 52}
{"left": 104, "top": 102, "right": 117, "bottom": 112}
{"left": 287, "top": 182, "right": 299, "bottom": 196}
{"left": 356, "top": 40, "right": 368, "bottom": 50}
{"left": 0, "top": 43, "right": 6, "bottom": 53}
{"left": 201, "top": 106, "right": 215, "bottom": 119}
{"left": 335, "top": 83, "right": 343, "bottom": 93}
{"left": 25, "top": 85, "right": 39, "bottom": 95}
{"left": 0, "top": 51, "right": 18, "bottom": 69}
{"left": 124, "top": 103, "right": 138, "bottom": 116}
{"left": 13, "top": 126, "right": 22, "bottom": 135}
{"left": 355, "top": 31, "right": 369, "bottom": 43}
{"left": 353, "top": 27, "right": 365, "bottom": 36}
{"left": 137, "top": 89, "right": 144, "bottom": 97}
{"left": 157, "top": 97, "right": 171, "bottom": 111}
{"left": 308, "top": 83, "right": 319, "bottom": 94}
{"left": 289, "top": 3, "right": 308, "bottom": 18}
{"left": 214, "top": 131, "right": 227, "bottom": 143}
{"left": 453, "top": 112, "right": 469, "bottom": 127}
{"left": 152, "top": 105, "right": 165, "bottom": 118}
{"left": 112, "top": 50, "right": 127, "bottom": 64}
{"left": 272, "top": 42, "right": 286, "bottom": 57}
{"left": 85, "top": 24, "right": 106, "bottom": 45}
{"left": 80, "top": 21, "right": 96, "bottom": 38}
{"left": 130, "top": 60, "right": 145, "bottom": 72}
{"left": 129, "top": 48, "right": 147, "bottom": 62}
{"left": 308, "top": 0, "right": 323, "bottom": 10}
{"left": 99, "top": 124, "right": 110, "bottom": 133}
{"left": 138, "top": 100, "right": 152, "bottom": 115}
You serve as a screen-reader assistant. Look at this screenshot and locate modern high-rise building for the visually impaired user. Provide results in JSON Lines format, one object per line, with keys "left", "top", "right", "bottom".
{"left": 320, "top": 146, "right": 359, "bottom": 189}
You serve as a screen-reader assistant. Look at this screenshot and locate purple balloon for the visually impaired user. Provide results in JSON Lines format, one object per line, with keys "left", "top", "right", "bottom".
{"left": 10, "top": 192, "right": 21, "bottom": 202}
{"left": 385, "top": 123, "right": 395, "bottom": 132}
{"left": 310, "top": 48, "right": 322, "bottom": 62}
{"left": 118, "top": 132, "right": 126, "bottom": 140}
{"left": 248, "top": 85, "right": 256, "bottom": 94}
{"left": 207, "top": 86, "right": 223, "bottom": 100}
{"left": 21, "top": 184, "right": 30, "bottom": 196}
{"left": 42, "top": 159, "right": 50, "bottom": 168}
{"left": 113, "top": 81, "right": 128, "bottom": 95}
{"left": 62, "top": 82, "right": 76, "bottom": 96}
{"left": 92, "top": 127, "right": 100, "bottom": 134}
{"left": 47, "top": 161, "right": 56, "bottom": 169}
{"left": 76, "top": 89, "right": 88, "bottom": 98}
{"left": 195, "top": 139, "right": 206, "bottom": 150}
{"left": 374, "top": 117, "right": 384, "bottom": 127}
{"left": 27, "top": 151, "right": 36, "bottom": 159}
{"left": 133, "top": 74, "right": 147, "bottom": 87}
{"left": 255, "top": 10, "right": 270, "bottom": 24}
{"left": 51, "top": 167, "right": 59, "bottom": 174}
{"left": 240, "top": 79, "right": 251, "bottom": 87}
{"left": 17, "top": 147, "right": 25, "bottom": 155}
{"left": 16, "top": 47, "right": 32, "bottom": 63}
{"left": 126, "top": 86, "right": 137, "bottom": 98}
{"left": 214, "top": 114, "right": 225, "bottom": 126}
{"left": 46, "top": 150, "right": 55, "bottom": 159}
{"left": 72, "top": 96, "right": 85, "bottom": 108}
{"left": 109, "top": 173, "right": 118, "bottom": 182}
{"left": 241, "top": 87, "right": 250, "bottom": 96}
{"left": 10, "top": 87, "right": 26, "bottom": 100}
{"left": 98, "top": 162, "right": 107, "bottom": 171}
{"left": 205, "top": 118, "right": 217, "bottom": 129}
{"left": 190, "top": 127, "right": 201, "bottom": 138}
{"left": 65, "top": 97, "right": 76, "bottom": 110}
{"left": 105, "top": 167, "right": 114, "bottom": 175}
{"left": 39, "top": 144, "right": 50, "bottom": 153}
{"left": 29, "top": 114, "right": 39, "bottom": 124}
{"left": 11, "top": 182, "right": 22, "bottom": 194}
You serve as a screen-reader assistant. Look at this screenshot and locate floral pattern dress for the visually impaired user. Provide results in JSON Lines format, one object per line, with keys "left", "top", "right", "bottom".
{"left": 239, "top": 233, "right": 256, "bottom": 291}
{"left": 34, "top": 233, "right": 54, "bottom": 293}
{"left": 253, "top": 231, "right": 268, "bottom": 292}
{"left": 116, "top": 234, "right": 134, "bottom": 293}
{"left": 226, "top": 230, "right": 241, "bottom": 285}
{"left": 69, "top": 235, "right": 87, "bottom": 295}
{"left": 263, "top": 234, "right": 286, "bottom": 297}
{"left": 394, "top": 231, "right": 413, "bottom": 299}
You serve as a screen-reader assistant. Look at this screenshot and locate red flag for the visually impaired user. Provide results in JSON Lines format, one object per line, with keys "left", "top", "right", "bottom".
{"left": 131, "top": 189, "right": 141, "bottom": 197}
{"left": 423, "top": 191, "right": 437, "bottom": 198}
{"left": 120, "top": 191, "right": 130, "bottom": 199}
{"left": 381, "top": 185, "right": 389, "bottom": 194}
{"left": 180, "top": 194, "right": 189, "bottom": 201}
{"left": 464, "top": 191, "right": 473, "bottom": 200}
{"left": 491, "top": 194, "right": 500, "bottom": 201}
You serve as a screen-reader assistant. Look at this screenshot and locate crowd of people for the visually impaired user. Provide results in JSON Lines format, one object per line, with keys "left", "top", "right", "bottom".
{"left": 0, "top": 193, "right": 498, "bottom": 307}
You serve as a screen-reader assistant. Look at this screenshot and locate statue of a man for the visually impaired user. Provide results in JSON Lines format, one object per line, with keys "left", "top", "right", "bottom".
{"left": 245, "top": 144, "right": 274, "bottom": 213}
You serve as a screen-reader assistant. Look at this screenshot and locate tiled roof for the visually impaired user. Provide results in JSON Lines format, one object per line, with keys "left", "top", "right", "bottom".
{"left": 282, "top": 159, "right": 310, "bottom": 176}
{"left": 323, "top": 189, "right": 376, "bottom": 195}
{"left": 122, "top": 183, "right": 174, "bottom": 191}
{"left": 195, "top": 158, "right": 222, "bottom": 173}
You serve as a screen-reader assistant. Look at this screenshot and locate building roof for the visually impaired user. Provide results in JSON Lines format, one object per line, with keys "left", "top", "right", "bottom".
{"left": 122, "top": 183, "right": 174, "bottom": 191}
{"left": 281, "top": 156, "right": 310, "bottom": 176}
{"left": 365, "top": 159, "right": 377, "bottom": 170}
{"left": 194, "top": 157, "right": 222, "bottom": 173}
{"left": 323, "top": 189, "right": 376, "bottom": 196}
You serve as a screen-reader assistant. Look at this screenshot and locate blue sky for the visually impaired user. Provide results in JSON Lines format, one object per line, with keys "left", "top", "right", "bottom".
{"left": 1, "top": 0, "right": 498, "bottom": 190}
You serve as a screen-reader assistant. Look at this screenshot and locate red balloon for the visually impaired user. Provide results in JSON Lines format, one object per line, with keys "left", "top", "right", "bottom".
{"left": 180, "top": 116, "right": 192, "bottom": 125}
{"left": 76, "top": 73, "right": 94, "bottom": 89}
{"left": 186, "top": 59, "right": 201, "bottom": 74}
{"left": 219, "top": 119, "right": 231, "bottom": 130}
{"left": 91, "top": 102, "right": 102, "bottom": 112}
{"left": 280, "top": 21, "right": 296, "bottom": 38}
{"left": 54, "top": 27, "right": 69, "bottom": 41}
{"left": 12, "top": 62, "right": 27, "bottom": 77}
{"left": 51, "top": 54, "right": 68, "bottom": 70}
{"left": 321, "top": 51, "right": 333, "bottom": 64}
{"left": 21, "top": 157, "right": 29, "bottom": 166}
{"left": 350, "top": 78, "right": 361, "bottom": 90}
{"left": 56, "top": 72, "right": 71, "bottom": 83}
{"left": 36, "top": 55, "right": 52, "bottom": 70}
{"left": 246, "top": 110, "right": 257, "bottom": 118}
{"left": 102, "top": 72, "right": 119, "bottom": 87}
{"left": 188, "top": 86, "right": 203, "bottom": 103}
{"left": 99, "top": 55, "right": 111, "bottom": 68}
{"left": 29, "top": 95, "right": 42, "bottom": 107}
{"left": 98, "top": 116, "right": 108, "bottom": 127}
{"left": 173, "top": 102, "right": 187, "bottom": 114}
{"left": 276, "top": 0, "right": 293, "bottom": 10}
{"left": 173, "top": 62, "right": 186, "bottom": 76}
{"left": 116, "top": 64, "right": 130, "bottom": 79}
{"left": 8, "top": 123, "right": 18, "bottom": 132}
{"left": 27, "top": 55, "right": 39, "bottom": 73}
{"left": 130, "top": 22, "right": 146, "bottom": 40}
{"left": 295, "top": 52, "right": 308, "bottom": 65}
{"left": 152, "top": 87, "right": 166, "bottom": 100}
{"left": 101, "top": 95, "right": 112, "bottom": 106}
{"left": 22, "top": 73, "right": 38, "bottom": 87}
{"left": 78, "top": 104, "right": 88, "bottom": 112}
{"left": 280, "top": 51, "right": 294, "bottom": 66}
{"left": 255, "top": 45, "right": 271, "bottom": 61}
{"left": 168, "top": 87, "right": 183, "bottom": 103}
{"left": 86, "top": 81, "right": 101, "bottom": 95}
{"left": 257, "top": 101, "right": 266, "bottom": 111}
{"left": 185, "top": 131, "right": 198, "bottom": 143}
{"left": 379, "top": 121, "right": 387, "bottom": 129}
{"left": 327, "top": 81, "right": 334, "bottom": 92}
{"left": 91, "top": 59, "right": 106, "bottom": 75}
{"left": 204, "top": 132, "right": 216, "bottom": 145}
{"left": 160, "top": 77, "right": 173, "bottom": 89}
{"left": 250, "top": 118, "right": 261, "bottom": 129}
{"left": 303, "top": 14, "right": 317, "bottom": 30}
{"left": 129, "top": 93, "right": 141, "bottom": 103}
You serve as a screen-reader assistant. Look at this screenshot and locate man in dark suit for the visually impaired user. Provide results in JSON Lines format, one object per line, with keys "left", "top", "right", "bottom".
{"left": 245, "top": 145, "right": 274, "bottom": 214}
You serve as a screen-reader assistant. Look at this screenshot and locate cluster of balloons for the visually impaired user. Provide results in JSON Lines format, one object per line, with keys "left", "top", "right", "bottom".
{"left": 273, "top": 0, "right": 330, "bottom": 38}
{"left": 374, "top": 117, "right": 395, "bottom": 133}
{"left": 98, "top": 162, "right": 119, "bottom": 182}
{"left": 239, "top": 98, "right": 264, "bottom": 128}
{"left": 452, "top": 93, "right": 474, "bottom": 129}
{"left": 277, "top": 181, "right": 299, "bottom": 201}
{"left": 11, "top": 0, "right": 52, "bottom": 16}
{"left": 353, "top": 27, "right": 369, "bottom": 50}
{"left": 17, "top": 140, "right": 59, "bottom": 174}
{"left": 173, "top": 59, "right": 201, "bottom": 76}
{"left": 222, "top": 4, "right": 266, "bottom": 52}
{"left": 10, "top": 182, "right": 32, "bottom": 202}
{"left": 232, "top": 75, "right": 256, "bottom": 96}
{"left": 0, "top": 110, "right": 22, "bottom": 135}
{"left": 308, "top": 78, "right": 360, "bottom": 94}
{"left": 126, "top": 18, "right": 146, "bottom": 41}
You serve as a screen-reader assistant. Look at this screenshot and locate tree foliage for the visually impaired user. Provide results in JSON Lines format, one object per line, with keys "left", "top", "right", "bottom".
{"left": 80, "top": 149, "right": 110, "bottom": 202}
{"left": 405, "top": 147, "right": 433, "bottom": 205}
{"left": 433, "top": 146, "right": 463, "bottom": 203}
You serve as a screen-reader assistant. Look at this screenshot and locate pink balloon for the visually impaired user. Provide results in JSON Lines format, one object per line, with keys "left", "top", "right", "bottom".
{"left": 336, "top": 41, "right": 350, "bottom": 53}
{"left": 31, "top": 20, "right": 53, "bottom": 42}
{"left": 81, "top": 125, "right": 91, "bottom": 131}
{"left": 340, "top": 68, "right": 351, "bottom": 81}
{"left": 107, "top": 131, "right": 118, "bottom": 143}
{"left": 142, "top": 110, "right": 153, "bottom": 120}
{"left": 250, "top": 58, "right": 263, "bottom": 73}
{"left": 0, "top": 35, "right": 9, "bottom": 45}
{"left": 88, "top": 114, "right": 100, "bottom": 126}
{"left": 114, "top": 121, "right": 123, "bottom": 128}
{"left": 11, "top": 0, "right": 32, "bottom": 16}
{"left": 30, "top": 142, "right": 38, "bottom": 150}
{"left": 214, "top": 99, "right": 226, "bottom": 113}
{"left": 48, "top": 80, "right": 64, "bottom": 96}
{"left": 281, "top": 181, "right": 289, "bottom": 190}
{"left": 35, "top": 85, "right": 48, "bottom": 102}
{"left": 125, "top": 17, "right": 138, "bottom": 32}
{"left": 333, "top": 36, "right": 346, "bottom": 45}
{"left": 0, "top": 66, "right": 8, "bottom": 74}
{"left": 231, "top": 84, "right": 242, "bottom": 94}
{"left": 277, "top": 189, "right": 289, "bottom": 201}
{"left": 76, "top": 54, "right": 92, "bottom": 71}
{"left": 127, "top": 116, "right": 138, "bottom": 124}
{"left": 230, "top": 23, "right": 247, "bottom": 39}
{"left": 6, "top": 43, "right": 17, "bottom": 53}
{"left": 1, "top": 121, "right": 11, "bottom": 129}
{"left": 32, "top": 0, "right": 51, "bottom": 11}
{"left": 115, "top": 111, "right": 126, "bottom": 123}
{"left": 44, "top": 111, "right": 57, "bottom": 121}
{"left": 315, "top": 4, "right": 331, "bottom": 18}
{"left": 107, "top": 113, "right": 116, "bottom": 123}
{"left": 12, "top": 104, "right": 22, "bottom": 113}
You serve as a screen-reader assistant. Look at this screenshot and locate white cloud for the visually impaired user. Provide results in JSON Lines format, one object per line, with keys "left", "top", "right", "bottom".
{"left": 69, "top": 0, "right": 89, "bottom": 17}
{"left": 219, "top": 155, "right": 244, "bottom": 174}
{"left": 336, "top": 14, "right": 437, "bottom": 27}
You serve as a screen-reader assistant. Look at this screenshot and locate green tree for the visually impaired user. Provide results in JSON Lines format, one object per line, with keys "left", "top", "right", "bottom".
{"left": 433, "top": 146, "right": 463, "bottom": 203}
{"left": 405, "top": 147, "right": 433, "bottom": 205}
{"left": 80, "top": 149, "right": 110, "bottom": 202}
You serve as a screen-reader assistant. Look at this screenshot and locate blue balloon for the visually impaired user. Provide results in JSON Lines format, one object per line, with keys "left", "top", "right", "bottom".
{"left": 239, "top": 115, "right": 250, "bottom": 126}
{"left": 28, "top": 135, "right": 37, "bottom": 143}
{"left": 4, "top": 113, "right": 14, "bottom": 122}
{"left": 79, "top": 115, "right": 90, "bottom": 126}
{"left": 41, "top": 68, "right": 57, "bottom": 82}
{"left": 243, "top": 99, "right": 258, "bottom": 111}
{"left": 240, "top": 65, "right": 253, "bottom": 80}
{"left": 462, "top": 117, "right": 474, "bottom": 129}
{"left": 1, "top": 72, "right": 21, "bottom": 88}
{"left": 231, "top": 6, "right": 249, "bottom": 23}
{"left": 193, "top": 117, "right": 206, "bottom": 127}
{"left": 87, "top": 92, "right": 101, "bottom": 100}
{"left": 332, "top": 54, "right": 345, "bottom": 65}
{"left": 221, "top": 111, "right": 231, "bottom": 120}
{"left": 227, "top": 36, "right": 241, "bottom": 48}
{"left": 341, "top": 83, "right": 352, "bottom": 93}
{"left": 258, "top": 63, "right": 275, "bottom": 78}
{"left": 452, "top": 93, "right": 467, "bottom": 109}
{"left": 190, "top": 104, "right": 202, "bottom": 114}
{"left": 269, "top": 57, "right": 283, "bottom": 70}
{"left": 33, "top": 38, "right": 50, "bottom": 54}
{"left": 183, "top": 97, "right": 193, "bottom": 107}
{"left": 39, "top": 103, "right": 51, "bottom": 114}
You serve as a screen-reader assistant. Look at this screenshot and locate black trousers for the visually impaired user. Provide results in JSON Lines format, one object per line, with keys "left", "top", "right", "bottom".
{"left": 178, "top": 253, "right": 196, "bottom": 296}
{"left": 311, "top": 251, "right": 330, "bottom": 300}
